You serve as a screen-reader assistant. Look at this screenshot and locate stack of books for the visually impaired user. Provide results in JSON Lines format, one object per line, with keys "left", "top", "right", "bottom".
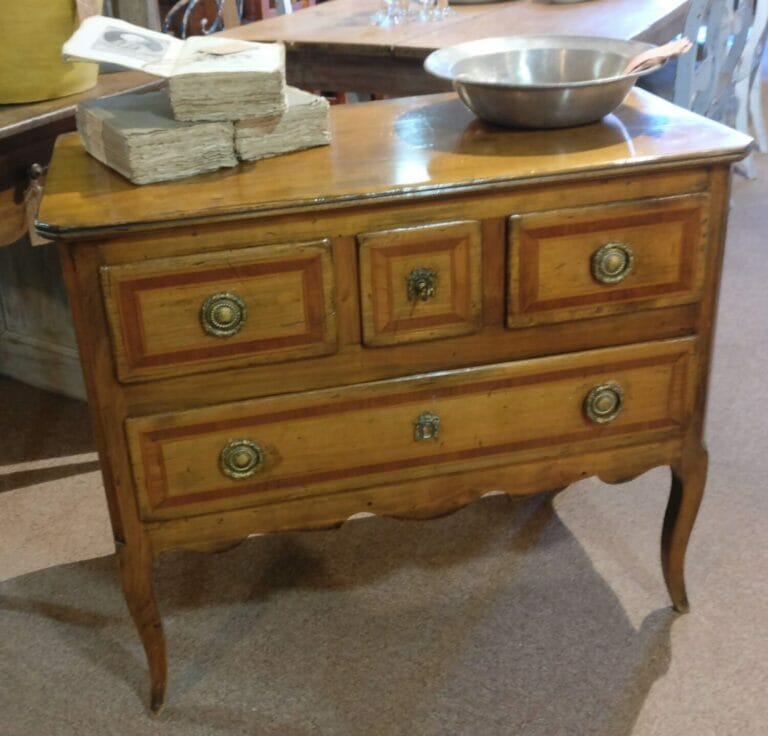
{"left": 66, "top": 17, "right": 332, "bottom": 185}
{"left": 236, "top": 86, "right": 332, "bottom": 162}
{"left": 76, "top": 91, "right": 237, "bottom": 185}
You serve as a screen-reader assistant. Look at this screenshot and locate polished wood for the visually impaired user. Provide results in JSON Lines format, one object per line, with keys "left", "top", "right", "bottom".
{"left": 101, "top": 240, "right": 337, "bottom": 381}
{"left": 232, "top": 0, "right": 691, "bottom": 48}
{"left": 242, "top": 0, "right": 316, "bottom": 22}
{"left": 507, "top": 194, "right": 709, "bottom": 327}
{"left": 116, "top": 537, "right": 166, "bottom": 715}
{"left": 41, "top": 90, "right": 749, "bottom": 713}
{"left": 664, "top": 441, "right": 708, "bottom": 612}
{"left": 127, "top": 337, "right": 694, "bottom": 520}
{"left": 37, "top": 90, "right": 748, "bottom": 237}
{"left": 358, "top": 220, "right": 482, "bottom": 346}
{"left": 149, "top": 437, "right": 685, "bottom": 552}
{"left": 225, "top": 0, "right": 692, "bottom": 94}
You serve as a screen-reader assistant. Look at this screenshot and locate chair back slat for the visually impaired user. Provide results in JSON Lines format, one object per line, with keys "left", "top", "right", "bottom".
{"left": 674, "top": 0, "right": 754, "bottom": 121}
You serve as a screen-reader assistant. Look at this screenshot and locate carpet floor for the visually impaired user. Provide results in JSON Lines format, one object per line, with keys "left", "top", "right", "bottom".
{"left": 2, "top": 107, "right": 768, "bottom": 734}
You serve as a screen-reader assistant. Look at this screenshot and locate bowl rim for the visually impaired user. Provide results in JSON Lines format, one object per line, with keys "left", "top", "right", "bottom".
{"left": 423, "top": 35, "right": 665, "bottom": 90}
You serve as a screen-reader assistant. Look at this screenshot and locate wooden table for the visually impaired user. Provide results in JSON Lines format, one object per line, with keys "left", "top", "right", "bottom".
{"left": 227, "top": 0, "right": 692, "bottom": 95}
{"left": 39, "top": 89, "right": 749, "bottom": 713}
{"left": 0, "top": 71, "right": 158, "bottom": 398}
{"left": 0, "top": 70, "right": 157, "bottom": 246}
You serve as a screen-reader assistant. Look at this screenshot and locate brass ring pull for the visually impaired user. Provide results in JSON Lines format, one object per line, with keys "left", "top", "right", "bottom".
{"left": 200, "top": 292, "right": 247, "bottom": 337}
{"left": 407, "top": 267, "right": 438, "bottom": 302}
{"left": 219, "top": 439, "right": 264, "bottom": 479}
{"left": 591, "top": 243, "right": 634, "bottom": 285}
{"left": 414, "top": 411, "right": 440, "bottom": 441}
{"left": 584, "top": 382, "right": 624, "bottom": 424}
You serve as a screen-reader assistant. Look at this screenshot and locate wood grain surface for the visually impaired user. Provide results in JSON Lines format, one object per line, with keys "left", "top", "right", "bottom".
{"left": 227, "top": 0, "right": 691, "bottom": 54}
{"left": 37, "top": 90, "right": 750, "bottom": 239}
{"left": 358, "top": 220, "right": 483, "bottom": 346}
{"left": 101, "top": 240, "right": 337, "bottom": 382}
{"left": 222, "top": 0, "right": 691, "bottom": 94}
{"left": 507, "top": 194, "right": 709, "bottom": 326}
{"left": 48, "top": 87, "right": 746, "bottom": 713}
{"left": 126, "top": 337, "right": 695, "bottom": 520}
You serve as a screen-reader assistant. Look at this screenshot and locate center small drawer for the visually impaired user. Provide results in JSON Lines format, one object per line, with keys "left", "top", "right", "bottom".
{"left": 357, "top": 220, "right": 483, "bottom": 346}
{"left": 100, "top": 239, "right": 337, "bottom": 382}
{"left": 126, "top": 338, "right": 695, "bottom": 521}
{"left": 507, "top": 195, "right": 709, "bottom": 327}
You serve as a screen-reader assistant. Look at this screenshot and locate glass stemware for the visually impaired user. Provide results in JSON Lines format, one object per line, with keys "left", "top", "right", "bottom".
{"left": 418, "top": 0, "right": 437, "bottom": 21}
{"left": 434, "top": 0, "right": 453, "bottom": 19}
{"left": 371, "top": 0, "right": 412, "bottom": 26}
{"left": 371, "top": 0, "right": 451, "bottom": 26}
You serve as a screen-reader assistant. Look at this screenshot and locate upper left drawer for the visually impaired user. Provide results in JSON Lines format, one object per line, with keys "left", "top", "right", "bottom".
{"left": 100, "top": 239, "right": 337, "bottom": 383}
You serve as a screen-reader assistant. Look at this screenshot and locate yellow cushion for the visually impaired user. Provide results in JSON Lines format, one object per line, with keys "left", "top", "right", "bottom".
{"left": 0, "top": 1, "right": 102, "bottom": 104}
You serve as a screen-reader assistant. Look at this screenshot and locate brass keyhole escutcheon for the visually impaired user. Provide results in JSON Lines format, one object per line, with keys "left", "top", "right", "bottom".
{"left": 219, "top": 439, "right": 264, "bottom": 479}
{"left": 591, "top": 243, "right": 634, "bottom": 285}
{"left": 407, "top": 267, "right": 438, "bottom": 302}
{"left": 584, "top": 382, "right": 624, "bottom": 424}
{"left": 414, "top": 411, "right": 441, "bottom": 441}
{"left": 201, "top": 292, "right": 247, "bottom": 337}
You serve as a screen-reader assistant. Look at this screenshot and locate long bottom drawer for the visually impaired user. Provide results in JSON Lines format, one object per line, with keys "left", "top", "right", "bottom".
{"left": 127, "top": 338, "right": 696, "bottom": 520}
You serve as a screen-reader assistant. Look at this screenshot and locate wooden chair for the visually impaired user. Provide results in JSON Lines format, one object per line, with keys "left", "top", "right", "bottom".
{"left": 641, "top": 1, "right": 751, "bottom": 116}
{"left": 672, "top": 0, "right": 752, "bottom": 120}
{"left": 161, "top": 0, "right": 241, "bottom": 37}
{"left": 734, "top": 0, "right": 768, "bottom": 177}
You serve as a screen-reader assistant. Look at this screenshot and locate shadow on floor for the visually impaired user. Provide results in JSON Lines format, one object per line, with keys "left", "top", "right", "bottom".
{"left": 0, "top": 376, "right": 94, "bottom": 467}
{"left": 1, "top": 493, "right": 678, "bottom": 736}
{"left": 0, "top": 460, "right": 101, "bottom": 494}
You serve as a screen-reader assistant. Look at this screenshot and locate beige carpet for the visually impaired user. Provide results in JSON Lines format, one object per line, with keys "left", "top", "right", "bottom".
{"left": 2, "top": 126, "right": 768, "bottom": 735}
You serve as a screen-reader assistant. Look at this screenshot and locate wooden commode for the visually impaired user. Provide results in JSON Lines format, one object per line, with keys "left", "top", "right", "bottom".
{"left": 37, "top": 90, "right": 751, "bottom": 714}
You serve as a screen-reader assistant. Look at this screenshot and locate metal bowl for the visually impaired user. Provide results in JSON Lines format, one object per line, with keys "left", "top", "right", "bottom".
{"left": 424, "top": 36, "right": 664, "bottom": 129}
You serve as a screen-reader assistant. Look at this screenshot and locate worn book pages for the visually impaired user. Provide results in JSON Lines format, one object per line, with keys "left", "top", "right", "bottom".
{"left": 168, "top": 36, "right": 286, "bottom": 121}
{"left": 76, "top": 90, "right": 237, "bottom": 185}
{"left": 235, "top": 87, "right": 331, "bottom": 162}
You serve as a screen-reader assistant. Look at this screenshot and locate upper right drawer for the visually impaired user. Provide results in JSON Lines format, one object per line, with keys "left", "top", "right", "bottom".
{"left": 506, "top": 195, "right": 709, "bottom": 328}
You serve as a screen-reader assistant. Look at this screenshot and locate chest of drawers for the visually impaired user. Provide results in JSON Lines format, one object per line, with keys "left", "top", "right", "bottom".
{"left": 37, "top": 90, "right": 750, "bottom": 714}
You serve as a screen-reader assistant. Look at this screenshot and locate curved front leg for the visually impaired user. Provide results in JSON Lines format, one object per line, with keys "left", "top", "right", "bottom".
{"left": 662, "top": 445, "right": 708, "bottom": 613}
{"left": 117, "top": 538, "right": 167, "bottom": 715}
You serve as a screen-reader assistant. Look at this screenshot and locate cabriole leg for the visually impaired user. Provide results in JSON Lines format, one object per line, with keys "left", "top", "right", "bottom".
{"left": 662, "top": 445, "right": 708, "bottom": 613}
{"left": 117, "top": 538, "right": 167, "bottom": 715}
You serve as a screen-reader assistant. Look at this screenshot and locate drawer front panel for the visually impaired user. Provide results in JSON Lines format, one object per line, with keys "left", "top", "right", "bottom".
{"left": 358, "top": 220, "right": 482, "bottom": 346}
{"left": 101, "top": 240, "right": 336, "bottom": 382}
{"left": 507, "top": 195, "right": 709, "bottom": 327}
{"left": 127, "top": 338, "right": 695, "bottom": 520}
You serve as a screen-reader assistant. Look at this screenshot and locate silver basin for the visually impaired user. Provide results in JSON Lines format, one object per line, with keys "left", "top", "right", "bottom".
{"left": 424, "top": 36, "right": 664, "bottom": 129}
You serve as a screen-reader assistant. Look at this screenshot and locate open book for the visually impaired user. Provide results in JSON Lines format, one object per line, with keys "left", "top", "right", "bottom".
{"left": 64, "top": 15, "right": 283, "bottom": 78}
{"left": 65, "top": 16, "right": 286, "bottom": 121}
